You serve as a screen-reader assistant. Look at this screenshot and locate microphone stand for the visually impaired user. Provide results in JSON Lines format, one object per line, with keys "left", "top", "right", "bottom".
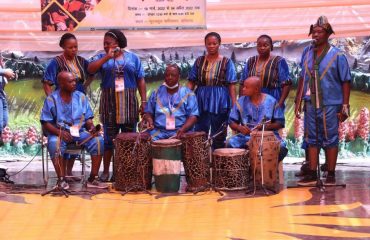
{"left": 312, "top": 46, "right": 325, "bottom": 192}
{"left": 200, "top": 123, "right": 228, "bottom": 196}
{"left": 246, "top": 117, "right": 275, "bottom": 196}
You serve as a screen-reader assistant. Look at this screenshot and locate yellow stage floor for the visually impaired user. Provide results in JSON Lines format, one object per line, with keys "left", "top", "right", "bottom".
{"left": 1, "top": 187, "right": 370, "bottom": 240}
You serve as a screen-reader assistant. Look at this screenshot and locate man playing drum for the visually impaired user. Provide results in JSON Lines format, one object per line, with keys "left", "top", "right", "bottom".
{"left": 143, "top": 64, "right": 199, "bottom": 140}
{"left": 226, "top": 76, "right": 288, "bottom": 161}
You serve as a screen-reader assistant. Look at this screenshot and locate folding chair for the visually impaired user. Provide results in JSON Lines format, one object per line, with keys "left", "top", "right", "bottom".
{"left": 41, "top": 136, "right": 87, "bottom": 188}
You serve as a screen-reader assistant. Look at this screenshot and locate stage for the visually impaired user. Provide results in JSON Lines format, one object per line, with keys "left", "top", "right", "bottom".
{"left": 0, "top": 158, "right": 369, "bottom": 240}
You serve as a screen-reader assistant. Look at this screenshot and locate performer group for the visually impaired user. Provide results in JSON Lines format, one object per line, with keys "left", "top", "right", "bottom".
{"left": 0, "top": 16, "right": 351, "bottom": 191}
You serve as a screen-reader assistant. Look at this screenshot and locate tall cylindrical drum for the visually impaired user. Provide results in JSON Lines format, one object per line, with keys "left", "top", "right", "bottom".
{"left": 152, "top": 139, "right": 182, "bottom": 193}
{"left": 114, "top": 132, "right": 152, "bottom": 192}
{"left": 248, "top": 130, "right": 280, "bottom": 192}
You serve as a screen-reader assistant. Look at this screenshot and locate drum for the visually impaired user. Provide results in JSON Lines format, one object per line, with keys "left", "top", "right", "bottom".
{"left": 152, "top": 139, "right": 182, "bottom": 193}
{"left": 114, "top": 132, "right": 152, "bottom": 191}
{"left": 248, "top": 131, "right": 280, "bottom": 192}
{"left": 180, "top": 131, "right": 210, "bottom": 192}
{"left": 212, "top": 148, "right": 249, "bottom": 190}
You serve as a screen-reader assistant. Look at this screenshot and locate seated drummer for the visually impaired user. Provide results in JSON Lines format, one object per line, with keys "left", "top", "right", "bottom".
{"left": 227, "top": 76, "right": 288, "bottom": 161}
{"left": 143, "top": 64, "right": 199, "bottom": 141}
{"left": 40, "top": 71, "right": 107, "bottom": 189}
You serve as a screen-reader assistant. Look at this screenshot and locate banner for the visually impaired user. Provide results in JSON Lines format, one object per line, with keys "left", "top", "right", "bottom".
{"left": 41, "top": 0, "right": 206, "bottom": 32}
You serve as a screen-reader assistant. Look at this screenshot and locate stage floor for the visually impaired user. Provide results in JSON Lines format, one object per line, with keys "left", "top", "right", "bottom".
{"left": 0, "top": 159, "right": 369, "bottom": 240}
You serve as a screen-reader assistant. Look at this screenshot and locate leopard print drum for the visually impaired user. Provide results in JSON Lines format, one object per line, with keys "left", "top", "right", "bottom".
{"left": 114, "top": 132, "right": 152, "bottom": 192}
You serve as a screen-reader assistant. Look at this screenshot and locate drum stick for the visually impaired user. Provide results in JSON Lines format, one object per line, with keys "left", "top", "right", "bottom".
{"left": 251, "top": 120, "right": 271, "bottom": 131}
{"left": 168, "top": 134, "right": 177, "bottom": 139}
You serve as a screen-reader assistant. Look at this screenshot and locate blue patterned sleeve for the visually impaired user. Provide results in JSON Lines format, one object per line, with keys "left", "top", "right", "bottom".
{"left": 188, "top": 59, "right": 198, "bottom": 82}
{"left": 240, "top": 61, "right": 249, "bottom": 84}
{"left": 278, "top": 58, "right": 290, "bottom": 85}
{"left": 133, "top": 53, "right": 145, "bottom": 79}
{"left": 88, "top": 53, "right": 104, "bottom": 74}
{"left": 40, "top": 96, "right": 55, "bottom": 123}
{"left": 185, "top": 90, "right": 199, "bottom": 117}
{"left": 299, "top": 47, "right": 310, "bottom": 79}
{"left": 145, "top": 90, "right": 156, "bottom": 115}
{"left": 225, "top": 59, "right": 237, "bottom": 83}
{"left": 43, "top": 58, "right": 58, "bottom": 85}
{"left": 337, "top": 54, "right": 352, "bottom": 82}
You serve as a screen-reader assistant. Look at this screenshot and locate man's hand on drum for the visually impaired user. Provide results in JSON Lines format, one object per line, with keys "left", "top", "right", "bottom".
{"left": 141, "top": 113, "right": 154, "bottom": 130}
{"left": 176, "top": 127, "right": 185, "bottom": 139}
{"left": 238, "top": 125, "right": 251, "bottom": 135}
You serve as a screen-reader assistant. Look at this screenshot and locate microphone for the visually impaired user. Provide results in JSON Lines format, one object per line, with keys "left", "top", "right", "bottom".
{"left": 113, "top": 47, "right": 121, "bottom": 53}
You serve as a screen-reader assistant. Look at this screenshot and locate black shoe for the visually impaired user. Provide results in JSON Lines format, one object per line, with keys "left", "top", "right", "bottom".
{"left": 295, "top": 162, "right": 310, "bottom": 177}
{"left": 297, "top": 173, "right": 317, "bottom": 186}
{"left": 324, "top": 172, "right": 336, "bottom": 185}
{"left": 295, "top": 170, "right": 309, "bottom": 177}
{"left": 320, "top": 163, "right": 328, "bottom": 172}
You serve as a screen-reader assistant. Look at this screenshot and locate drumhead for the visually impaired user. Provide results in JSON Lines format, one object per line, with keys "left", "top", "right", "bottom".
{"left": 116, "top": 132, "right": 151, "bottom": 141}
{"left": 152, "top": 138, "right": 182, "bottom": 147}
{"left": 213, "top": 148, "right": 246, "bottom": 156}
{"left": 180, "top": 131, "right": 206, "bottom": 139}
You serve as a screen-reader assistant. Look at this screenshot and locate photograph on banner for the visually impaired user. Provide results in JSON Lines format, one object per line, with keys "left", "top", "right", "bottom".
{"left": 41, "top": 0, "right": 102, "bottom": 31}
{"left": 41, "top": 0, "right": 205, "bottom": 31}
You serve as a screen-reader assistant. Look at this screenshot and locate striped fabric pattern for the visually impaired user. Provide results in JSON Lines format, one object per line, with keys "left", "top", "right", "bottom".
{"left": 195, "top": 56, "right": 228, "bottom": 87}
{"left": 247, "top": 55, "right": 282, "bottom": 88}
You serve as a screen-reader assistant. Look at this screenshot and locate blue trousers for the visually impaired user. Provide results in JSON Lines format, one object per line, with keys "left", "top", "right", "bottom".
{"left": 48, "top": 131, "right": 104, "bottom": 160}
{"left": 304, "top": 102, "right": 340, "bottom": 148}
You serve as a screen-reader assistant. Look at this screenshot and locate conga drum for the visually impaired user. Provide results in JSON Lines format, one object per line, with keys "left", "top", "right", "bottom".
{"left": 152, "top": 139, "right": 182, "bottom": 193}
{"left": 180, "top": 132, "right": 210, "bottom": 192}
{"left": 248, "top": 131, "right": 280, "bottom": 192}
{"left": 114, "top": 132, "right": 152, "bottom": 191}
{"left": 212, "top": 148, "right": 249, "bottom": 190}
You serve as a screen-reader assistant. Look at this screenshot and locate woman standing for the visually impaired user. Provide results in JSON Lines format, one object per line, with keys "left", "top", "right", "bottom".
{"left": 188, "top": 32, "right": 237, "bottom": 149}
{"left": 240, "top": 34, "right": 291, "bottom": 110}
{"left": 42, "top": 33, "right": 90, "bottom": 96}
{"left": 88, "top": 29, "right": 147, "bottom": 181}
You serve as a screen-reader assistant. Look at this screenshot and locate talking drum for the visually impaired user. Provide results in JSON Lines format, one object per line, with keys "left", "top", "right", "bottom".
{"left": 180, "top": 131, "right": 210, "bottom": 192}
{"left": 212, "top": 148, "right": 249, "bottom": 190}
{"left": 152, "top": 139, "right": 182, "bottom": 193}
{"left": 114, "top": 132, "right": 152, "bottom": 191}
{"left": 248, "top": 131, "right": 280, "bottom": 192}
